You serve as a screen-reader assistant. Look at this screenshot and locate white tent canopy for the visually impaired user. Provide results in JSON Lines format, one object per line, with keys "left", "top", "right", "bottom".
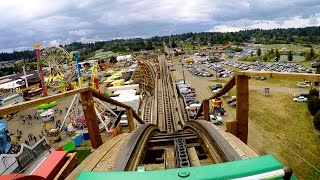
{"left": 116, "top": 55, "right": 132, "bottom": 61}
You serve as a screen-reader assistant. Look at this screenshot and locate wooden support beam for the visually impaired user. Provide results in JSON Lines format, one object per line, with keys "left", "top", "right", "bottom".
{"left": 80, "top": 90, "right": 102, "bottom": 149}
{"left": 187, "top": 147, "right": 201, "bottom": 167}
{"left": 236, "top": 75, "right": 249, "bottom": 144}
{"left": 195, "top": 76, "right": 236, "bottom": 120}
{"left": 206, "top": 75, "right": 236, "bottom": 100}
{"left": 194, "top": 102, "right": 203, "bottom": 120}
{"left": 226, "top": 120, "right": 238, "bottom": 137}
{"left": 132, "top": 109, "right": 145, "bottom": 125}
{"left": 126, "top": 108, "right": 134, "bottom": 131}
{"left": 0, "top": 88, "right": 89, "bottom": 115}
{"left": 203, "top": 99, "right": 210, "bottom": 121}
{"left": 165, "top": 148, "right": 176, "bottom": 169}
{"left": 236, "top": 71, "right": 320, "bottom": 82}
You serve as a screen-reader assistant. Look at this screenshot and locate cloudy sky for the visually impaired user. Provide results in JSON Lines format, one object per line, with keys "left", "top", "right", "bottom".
{"left": 1, "top": 0, "right": 320, "bottom": 52}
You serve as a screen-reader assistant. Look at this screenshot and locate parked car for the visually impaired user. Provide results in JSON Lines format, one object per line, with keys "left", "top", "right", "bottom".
{"left": 227, "top": 96, "right": 236, "bottom": 104}
{"left": 186, "top": 99, "right": 199, "bottom": 105}
{"left": 211, "top": 84, "right": 222, "bottom": 90}
{"left": 209, "top": 115, "right": 222, "bottom": 125}
{"left": 256, "top": 77, "right": 266, "bottom": 81}
{"left": 212, "top": 88, "right": 221, "bottom": 93}
{"left": 120, "top": 115, "right": 128, "bottom": 126}
{"left": 229, "top": 101, "right": 236, "bottom": 108}
{"left": 293, "top": 96, "right": 308, "bottom": 102}
{"left": 297, "top": 82, "right": 310, "bottom": 88}
{"left": 183, "top": 93, "right": 196, "bottom": 97}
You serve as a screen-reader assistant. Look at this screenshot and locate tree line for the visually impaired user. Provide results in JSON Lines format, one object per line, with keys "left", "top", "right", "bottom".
{"left": 2, "top": 26, "right": 320, "bottom": 62}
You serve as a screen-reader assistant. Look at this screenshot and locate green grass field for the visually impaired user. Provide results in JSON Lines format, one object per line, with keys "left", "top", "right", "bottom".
{"left": 249, "top": 78, "right": 300, "bottom": 88}
{"left": 259, "top": 44, "right": 312, "bottom": 52}
{"left": 248, "top": 90, "right": 320, "bottom": 179}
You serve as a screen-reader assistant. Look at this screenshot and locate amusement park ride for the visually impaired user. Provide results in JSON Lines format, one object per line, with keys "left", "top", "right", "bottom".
{"left": 1, "top": 46, "right": 313, "bottom": 179}
{"left": 34, "top": 44, "right": 115, "bottom": 141}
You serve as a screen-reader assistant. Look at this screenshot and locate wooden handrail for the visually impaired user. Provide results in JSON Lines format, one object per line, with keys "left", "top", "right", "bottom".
{"left": 91, "top": 89, "right": 145, "bottom": 125}
{"left": 91, "top": 89, "right": 131, "bottom": 109}
{"left": 205, "top": 75, "right": 236, "bottom": 101}
{"left": 194, "top": 75, "right": 236, "bottom": 120}
{"left": 236, "top": 71, "right": 320, "bottom": 82}
{"left": 0, "top": 87, "right": 90, "bottom": 115}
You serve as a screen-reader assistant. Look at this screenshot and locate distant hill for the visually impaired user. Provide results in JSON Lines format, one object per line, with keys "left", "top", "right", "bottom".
{"left": 1, "top": 26, "right": 320, "bottom": 62}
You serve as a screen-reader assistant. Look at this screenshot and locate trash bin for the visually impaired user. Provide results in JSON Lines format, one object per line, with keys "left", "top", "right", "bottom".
{"left": 83, "top": 130, "right": 89, "bottom": 140}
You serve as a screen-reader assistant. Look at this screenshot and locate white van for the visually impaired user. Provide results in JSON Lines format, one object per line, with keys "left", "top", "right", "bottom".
{"left": 187, "top": 104, "right": 201, "bottom": 118}
{"left": 40, "top": 109, "right": 55, "bottom": 122}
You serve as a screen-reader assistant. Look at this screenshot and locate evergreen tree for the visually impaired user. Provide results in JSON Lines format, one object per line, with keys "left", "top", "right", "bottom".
{"left": 257, "top": 48, "right": 261, "bottom": 56}
{"left": 270, "top": 49, "right": 274, "bottom": 55}
{"left": 275, "top": 49, "right": 280, "bottom": 61}
{"left": 288, "top": 51, "right": 293, "bottom": 61}
{"left": 305, "top": 52, "right": 312, "bottom": 61}
{"left": 310, "top": 47, "right": 315, "bottom": 59}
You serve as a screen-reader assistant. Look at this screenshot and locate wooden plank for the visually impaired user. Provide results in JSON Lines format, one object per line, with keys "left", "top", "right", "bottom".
{"left": 187, "top": 147, "right": 201, "bottom": 166}
{"left": 65, "top": 133, "right": 129, "bottom": 180}
{"left": 93, "top": 135, "right": 131, "bottom": 171}
{"left": 80, "top": 90, "right": 102, "bottom": 149}
{"left": 91, "top": 89, "right": 131, "bottom": 109}
{"left": 194, "top": 102, "right": 203, "bottom": 120}
{"left": 226, "top": 120, "right": 238, "bottom": 137}
{"left": 0, "top": 87, "right": 90, "bottom": 115}
{"left": 236, "top": 75, "right": 249, "bottom": 144}
{"left": 126, "top": 108, "right": 134, "bottom": 131}
{"left": 165, "top": 148, "right": 176, "bottom": 169}
{"left": 203, "top": 99, "right": 210, "bottom": 121}
{"left": 236, "top": 71, "right": 320, "bottom": 82}
{"left": 206, "top": 75, "right": 236, "bottom": 100}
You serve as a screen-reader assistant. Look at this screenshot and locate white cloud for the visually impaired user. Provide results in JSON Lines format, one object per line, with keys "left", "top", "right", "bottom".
{"left": 68, "top": 29, "right": 92, "bottom": 36}
{"left": 210, "top": 26, "right": 244, "bottom": 32}
{"left": 210, "top": 14, "right": 320, "bottom": 32}
{"left": 49, "top": 40, "right": 61, "bottom": 47}
{"left": 98, "top": 0, "right": 213, "bottom": 26}
{"left": 0, "top": 0, "right": 320, "bottom": 51}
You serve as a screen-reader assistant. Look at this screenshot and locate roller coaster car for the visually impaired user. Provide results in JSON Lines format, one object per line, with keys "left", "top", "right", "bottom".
{"left": 47, "top": 129, "right": 62, "bottom": 143}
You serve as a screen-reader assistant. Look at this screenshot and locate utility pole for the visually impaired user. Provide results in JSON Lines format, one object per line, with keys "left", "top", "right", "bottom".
{"left": 181, "top": 63, "right": 185, "bottom": 84}
{"left": 22, "top": 66, "right": 28, "bottom": 88}
{"left": 215, "top": 61, "right": 219, "bottom": 81}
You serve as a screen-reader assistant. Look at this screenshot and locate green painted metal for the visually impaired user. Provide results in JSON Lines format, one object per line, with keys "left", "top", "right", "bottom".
{"left": 38, "top": 101, "right": 57, "bottom": 110}
{"left": 63, "top": 141, "right": 75, "bottom": 152}
{"left": 77, "top": 155, "right": 295, "bottom": 180}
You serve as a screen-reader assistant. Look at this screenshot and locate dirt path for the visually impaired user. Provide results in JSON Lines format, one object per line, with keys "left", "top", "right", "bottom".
{"left": 8, "top": 95, "right": 76, "bottom": 147}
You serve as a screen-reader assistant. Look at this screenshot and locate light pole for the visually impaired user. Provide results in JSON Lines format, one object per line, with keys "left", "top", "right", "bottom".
{"left": 181, "top": 63, "right": 185, "bottom": 84}
{"left": 215, "top": 61, "right": 219, "bottom": 81}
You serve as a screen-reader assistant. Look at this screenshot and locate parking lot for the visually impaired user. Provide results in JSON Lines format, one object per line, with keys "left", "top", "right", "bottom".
{"left": 221, "top": 60, "right": 313, "bottom": 73}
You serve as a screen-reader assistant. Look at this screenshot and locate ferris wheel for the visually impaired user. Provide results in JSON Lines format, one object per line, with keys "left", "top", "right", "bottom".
{"left": 40, "top": 47, "right": 76, "bottom": 89}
